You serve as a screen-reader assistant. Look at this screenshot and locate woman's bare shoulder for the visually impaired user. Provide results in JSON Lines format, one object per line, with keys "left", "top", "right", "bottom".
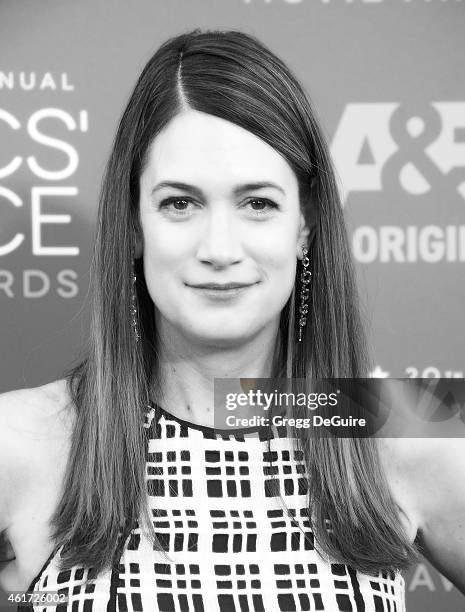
{"left": 0, "top": 379, "right": 76, "bottom": 501}
{"left": 376, "top": 436, "right": 421, "bottom": 544}
{"left": 0, "top": 379, "right": 76, "bottom": 528}
{"left": 0, "top": 378, "right": 76, "bottom": 438}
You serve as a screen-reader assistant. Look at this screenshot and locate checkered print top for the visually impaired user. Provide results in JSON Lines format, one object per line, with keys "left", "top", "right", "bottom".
{"left": 23, "top": 402, "right": 406, "bottom": 612}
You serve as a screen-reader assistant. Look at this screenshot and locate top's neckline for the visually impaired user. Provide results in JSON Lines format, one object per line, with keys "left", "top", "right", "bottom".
{"left": 148, "top": 400, "right": 271, "bottom": 436}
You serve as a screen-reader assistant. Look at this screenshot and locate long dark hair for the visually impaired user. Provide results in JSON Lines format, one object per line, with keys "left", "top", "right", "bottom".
{"left": 53, "top": 28, "right": 421, "bottom": 576}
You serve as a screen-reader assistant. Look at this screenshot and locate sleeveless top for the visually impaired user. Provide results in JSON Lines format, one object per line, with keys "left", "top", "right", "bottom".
{"left": 21, "top": 403, "right": 406, "bottom": 612}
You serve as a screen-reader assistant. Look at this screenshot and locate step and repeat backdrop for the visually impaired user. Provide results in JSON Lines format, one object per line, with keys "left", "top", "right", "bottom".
{"left": 0, "top": 0, "right": 464, "bottom": 610}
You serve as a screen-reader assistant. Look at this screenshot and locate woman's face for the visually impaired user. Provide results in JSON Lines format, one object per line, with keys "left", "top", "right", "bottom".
{"left": 138, "top": 109, "right": 310, "bottom": 347}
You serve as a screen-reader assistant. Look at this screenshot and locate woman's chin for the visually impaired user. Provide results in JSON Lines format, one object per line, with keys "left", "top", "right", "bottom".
{"left": 183, "top": 325, "right": 255, "bottom": 347}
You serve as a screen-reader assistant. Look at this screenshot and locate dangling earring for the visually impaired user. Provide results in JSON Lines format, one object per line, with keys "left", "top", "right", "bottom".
{"left": 143, "top": 403, "right": 156, "bottom": 429}
{"left": 286, "top": 282, "right": 295, "bottom": 378}
{"left": 298, "top": 246, "right": 311, "bottom": 342}
{"left": 131, "top": 259, "right": 140, "bottom": 343}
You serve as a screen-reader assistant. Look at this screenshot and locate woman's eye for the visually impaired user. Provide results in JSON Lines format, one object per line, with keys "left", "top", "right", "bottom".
{"left": 159, "top": 197, "right": 195, "bottom": 213}
{"left": 245, "top": 198, "right": 278, "bottom": 213}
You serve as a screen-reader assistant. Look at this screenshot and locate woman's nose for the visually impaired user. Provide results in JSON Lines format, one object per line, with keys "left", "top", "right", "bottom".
{"left": 196, "top": 205, "right": 242, "bottom": 267}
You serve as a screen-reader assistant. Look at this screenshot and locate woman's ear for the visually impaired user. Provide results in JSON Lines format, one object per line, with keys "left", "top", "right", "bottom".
{"left": 296, "top": 213, "right": 316, "bottom": 259}
{"left": 297, "top": 190, "right": 317, "bottom": 259}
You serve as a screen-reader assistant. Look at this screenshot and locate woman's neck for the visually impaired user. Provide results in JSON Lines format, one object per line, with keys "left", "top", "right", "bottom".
{"left": 151, "top": 320, "right": 281, "bottom": 428}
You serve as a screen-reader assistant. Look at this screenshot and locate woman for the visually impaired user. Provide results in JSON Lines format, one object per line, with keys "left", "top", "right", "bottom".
{"left": 1, "top": 28, "right": 464, "bottom": 611}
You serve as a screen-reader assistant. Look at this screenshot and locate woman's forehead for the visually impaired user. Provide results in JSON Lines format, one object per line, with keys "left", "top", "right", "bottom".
{"left": 141, "top": 110, "right": 297, "bottom": 191}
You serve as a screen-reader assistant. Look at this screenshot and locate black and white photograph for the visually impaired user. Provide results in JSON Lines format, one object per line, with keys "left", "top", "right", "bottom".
{"left": 0, "top": 1, "right": 464, "bottom": 610}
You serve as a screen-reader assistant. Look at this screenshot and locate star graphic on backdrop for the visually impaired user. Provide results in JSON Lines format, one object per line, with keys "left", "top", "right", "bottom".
{"left": 369, "top": 365, "right": 390, "bottom": 378}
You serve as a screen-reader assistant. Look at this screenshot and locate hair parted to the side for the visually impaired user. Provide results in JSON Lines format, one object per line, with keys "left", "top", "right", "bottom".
{"left": 53, "top": 28, "right": 422, "bottom": 577}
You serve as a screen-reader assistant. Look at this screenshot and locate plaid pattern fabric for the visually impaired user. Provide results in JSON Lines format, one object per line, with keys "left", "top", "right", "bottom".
{"left": 25, "top": 405, "right": 406, "bottom": 611}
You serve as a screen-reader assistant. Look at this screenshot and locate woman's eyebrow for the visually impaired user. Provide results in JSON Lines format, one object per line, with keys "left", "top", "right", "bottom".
{"left": 150, "top": 181, "right": 286, "bottom": 198}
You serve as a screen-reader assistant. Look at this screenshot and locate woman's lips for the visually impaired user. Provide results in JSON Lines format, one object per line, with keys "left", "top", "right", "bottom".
{"left": 186, "top": 282, "right": 258, "bottom": 299}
